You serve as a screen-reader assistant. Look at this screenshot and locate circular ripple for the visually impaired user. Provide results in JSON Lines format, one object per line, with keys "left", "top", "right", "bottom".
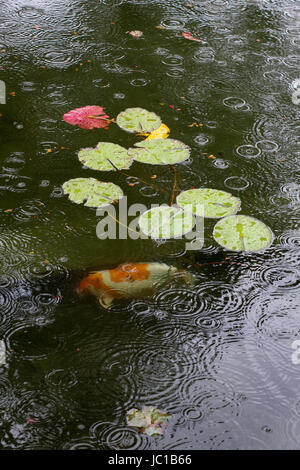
{"left": 255, "top": 140, "right": 279, "bottom": 152}
{"left": 245, "top": 292, "right": 300, "bottom": 341}
{"left": 0, "top": 377, "right": 13, "bottom": 408}
{"left": 45, "top": 369, "right": 77, "bottom": 390}
{"left": 252, "top": 265, "right": 300, "bottom": 291}
{"left": 89, "top": 421, "right": 148, "bottom": 450}
{"left": 133, "top": 345, "right": 196, "bottom": 404}
{"left": 160, "top": 18, "right": 186, "bottom": 29}
{"left": 6, "top": 324, "right": 64, "bottom": 361}
{"left": 141, "top": 320, "right": 181, "bottom": 343}
{"left": 194, "top": 134, "right": 213, "bottom": 146}
{"left": 212, "top": 158, "right": 230, "bottom": 169}
{"left": 278, "top": 231, "right": 300, "bottom": 249}
{"left": 224, "top": 176, "right": 249, "bottom": 190}
{"left": 62, "top": 438, "right": 98, "bottom": 450}
{"left": 155, "top": 239, "right": 187, "bottom": 258}
{"left": 196, "top": 282, "right": 246, "bottom": 317}
{"left": 2, "top": 153, "right": 25, "bottom": 173}
{"left": 236, "top": 145, "right": 261, "bottom": 158}
{"left": 166, "top": 68, "right": 184, "bottom": 78}
{"left": 13, "top": 390, "right": 60, "bottom": 424}
{"left": 42, "top": 50, "right": 76, "bottom": 68}
{"left": 155, "top": 288, "right": 207, "bottom": 318}
{"left": 162, "top": 54, "right": 183, "bottom": 66}
{"left": 223, "top": 96, "right": 247, "bottom": 109}
{"left": 179, "top": 376, "right": 238, "bottom": 413}
{"left": 193, "top": 48, "right": 215, "bottom": 63}
{"left": 130, "top": 78, "right": 148, "bottom": 87}
{"left": 139, "top": 185, "right": 159, "bottom": 197}
{"left": 194, "top": 316, "right": 222, "bottom": 332}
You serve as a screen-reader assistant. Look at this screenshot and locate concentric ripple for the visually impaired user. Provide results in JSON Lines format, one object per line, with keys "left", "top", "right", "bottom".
{"left": 89, "top": 421, "right": 149, "bottom": 450}
{"left": 154, "top": 288, "right": 207, "bottom": 318}
{"left": 236, "top": 145, "right": 261, "bottom": 158}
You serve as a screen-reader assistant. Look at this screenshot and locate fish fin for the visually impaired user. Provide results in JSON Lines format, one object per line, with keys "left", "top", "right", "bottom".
{"left": 98, "top": 294, "right": 114, "bottom": 309}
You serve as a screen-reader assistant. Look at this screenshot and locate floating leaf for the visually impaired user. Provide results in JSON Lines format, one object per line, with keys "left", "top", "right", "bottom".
{"left": 129, "top": 139, "right": 190, "bottom": 165}
{"left": 139, "top": 206, "right": 194, "bottom": 239}
{"left": 62, "top": 177, "right": 123, "bottom": 208}
{"left": 78, "top": 142, "right": 133, "bottom": 171}
{"left": 145, "top": 123, "right": 170, "bottom": 140}
{"left": 177, "top": 188, "right": 241, "bottom": 218}
{"left": 116, "top": 107, "right": 161, "bottom": 134}
{"left": 213, "top": 215, "right": 273, "bottom": 252}
{"left": 182, "top": 31, "right": 204, "bottom": 42}
{"left": 126, "top": 406, "right": 171, "bottom": 436}
{"left": 63, "top": 106, "right": 110, "bottom": 129}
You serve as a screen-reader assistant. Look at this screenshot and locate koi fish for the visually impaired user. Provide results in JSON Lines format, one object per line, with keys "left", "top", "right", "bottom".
{"left": 76, "top": 262, "right": 190, "bottom": 309}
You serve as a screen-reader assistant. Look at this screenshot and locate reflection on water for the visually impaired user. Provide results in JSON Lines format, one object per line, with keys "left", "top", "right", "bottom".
{"left": 0, "top": 0, "right": 299, "bottom": 450}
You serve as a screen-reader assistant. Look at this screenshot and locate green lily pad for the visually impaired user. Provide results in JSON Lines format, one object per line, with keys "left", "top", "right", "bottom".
{"left": 62, "top": 177, "right": 123, "bottom": 208}
{"left": 78, "top": 142, "right": 133, "bottom": 171}
{"left": 213, "top": 215, "right": 273, "bottom": 251}
{"left": 126, "top": 406, "right": 171, "bottom": 436}
{"left": 116, "top": 107, "right": 162, "bottom": 134}
{"left": 129, "top": 139, "right": 190, "bottom": 165}
{"left": 139, "top": 206, "right": 194, "bottom": 239}
{"left": 176, "top": 188, "right": 241, "bottom": 218}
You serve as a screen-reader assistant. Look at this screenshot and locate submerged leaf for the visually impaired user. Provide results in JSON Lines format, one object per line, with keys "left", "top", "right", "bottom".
{"left": 129, "top": 138, "right": 190, "bottom": 165}
{"left": 138, "top": 205, "right": 194, "bottom": 239}
{"left": 62, "top": 177, "right": 123, "bottom": 207}
{"left": 213, "top": 215, "right": 273, "bottom": 252}
{"left": 126, "top": 406, "right": 171, "bottom": 436}
{"left": 177, "top": 188, "right": 241, "bottom": 218}
{"left": 145, "top": 123, "right": 170, "bottom": 140}
{"left": 116, "top": 107, "right": 161, "bottom": 134}
{"left": 78, "top": 142, "right": 133, "bottom": 171}
{"left": 127, "top": 30, "right": 143, "bottom": 38}
{"left": 63, "top": 106, "right": 110, "bottom": 129}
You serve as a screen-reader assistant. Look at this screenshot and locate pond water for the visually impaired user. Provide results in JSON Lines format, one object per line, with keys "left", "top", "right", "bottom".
{"left": 0, "top": 0, "right": 299, "bottom": 450}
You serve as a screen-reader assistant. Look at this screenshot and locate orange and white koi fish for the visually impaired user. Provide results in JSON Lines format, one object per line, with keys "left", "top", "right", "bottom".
{"left": 76, "top": 262, "right": 188, "bottom": 309}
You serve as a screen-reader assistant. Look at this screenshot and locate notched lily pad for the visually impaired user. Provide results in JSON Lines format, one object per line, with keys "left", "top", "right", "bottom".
{"left": 139, "top": 205, "right": 194, "bottom": 239}
{"left": 126, "top": 406, "right": 171, "bottom": 436}
{"left": 78, "top": 142, "right": 133, "bottom": 171}
{"left": 177, "top": 188, "right": 241, "bottom": 218}
{"left": 116, "top": 107, "right": 162, "bottom": 134}
{"left": 62, "top": 177, "right": 123, "bottom": 208}
{"left": 213, "top": 215, "right": 273, "bottom": 252}
{"left": 129, "top": 138, "right": 190, "bottom": 165}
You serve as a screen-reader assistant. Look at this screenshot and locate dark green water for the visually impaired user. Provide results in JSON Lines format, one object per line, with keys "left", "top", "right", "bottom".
{"left": 0, "top": 0, "right": 299, "bottom": 450}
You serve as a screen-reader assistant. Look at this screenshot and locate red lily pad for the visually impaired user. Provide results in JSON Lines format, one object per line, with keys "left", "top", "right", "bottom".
{"left": 63, "top": 106, "right": 110, "bottom": 130}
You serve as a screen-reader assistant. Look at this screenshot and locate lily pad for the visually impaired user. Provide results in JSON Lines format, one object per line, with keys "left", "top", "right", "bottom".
{"left": 213, "top": 215, "right": 273, "bottom": 252}
{"left": 78, "top": 142, "right": 133, "bottom": 171}
{"left": 116, "top": 107, "right": 162, "bottom": 133}
{"left": 62, "top": 177, "right": 123, "bottom": 208}
{"left": 177, "top": 188, "right": 241, "bottom": 218}
{"left": 129, "top": 139, "right": 190, "bottom": 165}
{"left": 138, "top": 205, "right": 194, "bottom": 239}
{"left": 126, "top": 406, "right": 171, "bottom": 436}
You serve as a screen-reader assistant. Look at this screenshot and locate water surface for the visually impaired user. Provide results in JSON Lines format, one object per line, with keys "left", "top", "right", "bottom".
{"left": 0, "top": 0, "right": 299, "bottom": 450}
